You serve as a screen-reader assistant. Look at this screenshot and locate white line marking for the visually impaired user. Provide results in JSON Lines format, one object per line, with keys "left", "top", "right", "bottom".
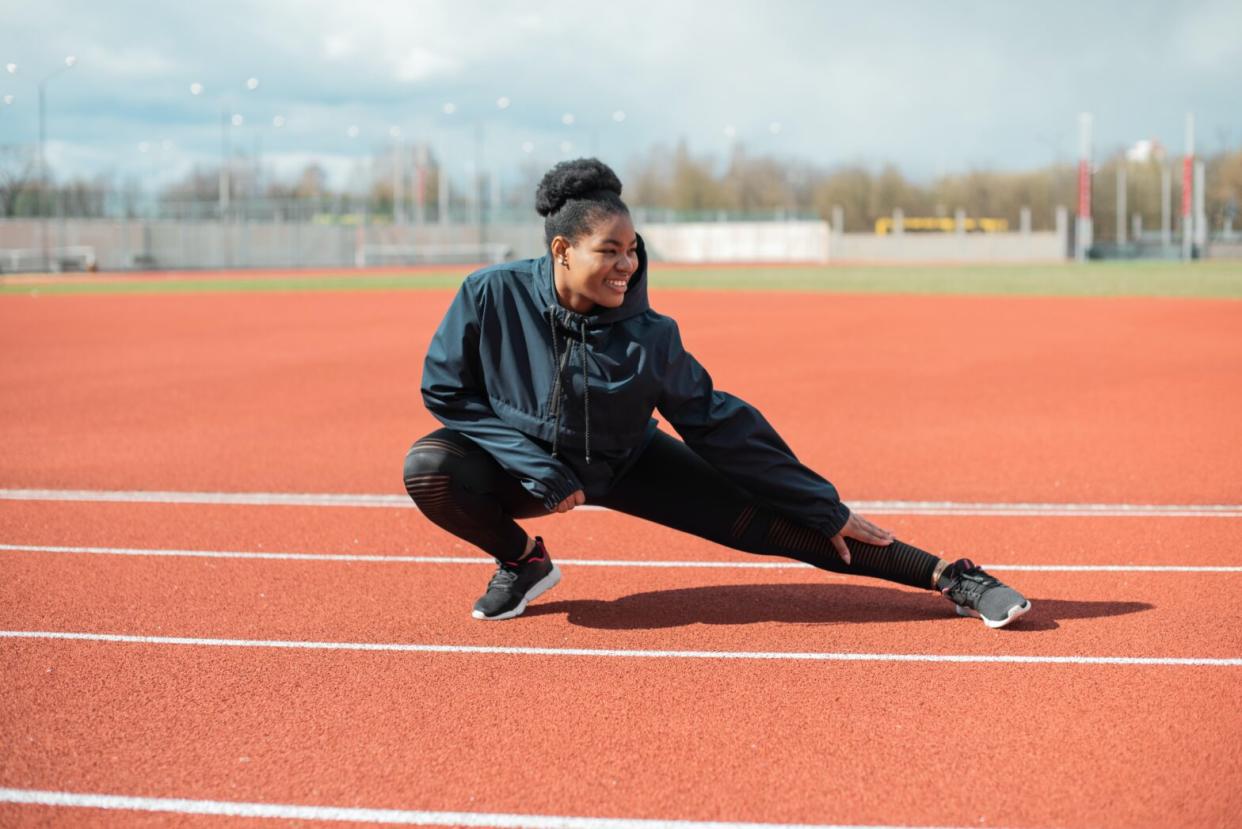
{"left": 2, "top": 488, "right": 1240, "bottom": 517}
{"left": 2, "top": 630, "right": 1238, "bottom": 666}
{"left": 0, "top": 787, "right": 949, "bottom": 829}
{"left": 2, "top": 543, "right": 1240, "bottom": 572}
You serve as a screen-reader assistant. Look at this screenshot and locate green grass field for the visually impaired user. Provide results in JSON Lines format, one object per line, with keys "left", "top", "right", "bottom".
{"left": 2, "top": 260, "right": 1240, "bottom": 298}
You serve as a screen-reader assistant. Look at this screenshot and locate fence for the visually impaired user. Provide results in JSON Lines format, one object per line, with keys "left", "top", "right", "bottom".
{"left": 0, "top": 205, "right": 1080, "bottom": 272}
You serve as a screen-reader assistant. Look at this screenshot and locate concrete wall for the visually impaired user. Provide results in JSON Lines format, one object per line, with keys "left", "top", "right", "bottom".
{"left": 1, "top": 217, "right": 1072, "bottom": 272}
{"left": 829, "top": 231, "right": 1065, "bottom": 263}
{"left": 0, "top": 218, "right": 543, "bottom": 271}
{"left": 640, "top": 221, "right": 831, "bottom": 263}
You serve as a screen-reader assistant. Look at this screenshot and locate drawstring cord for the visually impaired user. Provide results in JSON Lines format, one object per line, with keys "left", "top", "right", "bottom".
{"left": 545, "top": 307, "right": 591, "bottom": 465}
{"left": 547, "top": 306, "right": 564, "bottom": 459}
{"left": 580, "top": 319, "right": 591, "bottom": 464}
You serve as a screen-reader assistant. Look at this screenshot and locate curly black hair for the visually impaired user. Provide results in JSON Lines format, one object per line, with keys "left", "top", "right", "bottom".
{"left": 535, "top": 158, "right": 629, "bottom": 249}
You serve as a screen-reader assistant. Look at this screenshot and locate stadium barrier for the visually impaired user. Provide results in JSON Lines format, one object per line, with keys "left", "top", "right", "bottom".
{"left": 0, "top": 214, "right": 1074, "bottom": 271}
{"left": 0, "top": 245, "right": 97, "bottom": 273}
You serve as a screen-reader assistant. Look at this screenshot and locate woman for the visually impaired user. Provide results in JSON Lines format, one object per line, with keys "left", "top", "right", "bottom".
{"left": 404, "top": 158, "right": 1030, "bottom": 628}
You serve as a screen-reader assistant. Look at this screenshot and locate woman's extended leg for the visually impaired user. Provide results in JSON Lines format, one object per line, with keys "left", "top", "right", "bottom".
{"left": 594, "top": 432, "right": 1030, "bottom": 626}
{"left": 595, "top": 431, "right": 939, "bottom": 585}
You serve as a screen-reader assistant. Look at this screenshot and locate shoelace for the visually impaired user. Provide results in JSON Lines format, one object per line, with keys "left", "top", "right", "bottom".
{"left": 941, "top": 560, "right": 1001, "bottom": 606}
{"left": 486, "top": 562, "right": 522, "bottom": 593}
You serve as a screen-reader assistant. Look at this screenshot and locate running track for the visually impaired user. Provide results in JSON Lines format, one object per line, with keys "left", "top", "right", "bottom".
{"left": 1, "top": 287, "right": 1240, "bottom": 828}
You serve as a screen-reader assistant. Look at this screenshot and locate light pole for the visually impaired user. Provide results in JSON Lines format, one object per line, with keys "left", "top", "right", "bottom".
{"left": 190, "top": 77, "right": 259, "bottom": 218}
{"left": 389, "top": 125, "right": 404, "bottom": 224}
{"left": 439, "top": 102, "right": 456, "bottom": 224}
{"left": 33, "top": 55, "right": 77, "bottom": 271}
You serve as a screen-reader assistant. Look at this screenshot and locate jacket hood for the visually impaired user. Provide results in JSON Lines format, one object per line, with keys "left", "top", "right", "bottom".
{"left": 535, "top": 232, "right": 651, "bottom": 329}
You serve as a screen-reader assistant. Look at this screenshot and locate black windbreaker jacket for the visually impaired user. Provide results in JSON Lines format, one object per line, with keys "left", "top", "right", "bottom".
{"left": 420, "top": 235, "right": 851, "bottom": 537}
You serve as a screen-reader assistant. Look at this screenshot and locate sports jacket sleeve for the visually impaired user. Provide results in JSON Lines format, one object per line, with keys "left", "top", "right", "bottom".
{"left": 656, "top": 321, "right": 851, "bottom": 537}
{"left": 421, "top": 281, "right": 584, "bottom": 511}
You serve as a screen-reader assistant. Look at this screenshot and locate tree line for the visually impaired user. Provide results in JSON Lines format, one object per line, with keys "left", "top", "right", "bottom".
{"left": 623, "top": 140, "right": 1242, "bottom": 239}
{"left": 2, "top": 139, "right": 1240, "bottom": 240}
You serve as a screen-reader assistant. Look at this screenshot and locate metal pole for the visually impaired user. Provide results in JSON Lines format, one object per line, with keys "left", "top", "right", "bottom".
{"left": 1116, "top": 165, "right": 1127, "bottom": 245}
{"left": 490, "top": 165, "right": 501, "bottom": 225}
{"left": 38, "top": 80, "right": 49, "bottom": 271}
{"left": 475, "top": 123, "right": 485, "bottom": 246}
{"left": 219, "top": 107, "right": 229, "bottom": 217}
{"left": 1161, "top": 164, "right": 1171, "bottom": 248}
{"left": 393, "top": 136, "right": 405, "bottom": 224}
{"left": 414, "top": 143, "right": 428, "bottom": 226}
{"left": 438, "top": 159, "right": 449, "bottom": 225}
{"left": 1075, "top": 112, "right": 1093, "bottom": 262}
{"left": 1194, "top": 160, "right": 1206, "bottom": 252}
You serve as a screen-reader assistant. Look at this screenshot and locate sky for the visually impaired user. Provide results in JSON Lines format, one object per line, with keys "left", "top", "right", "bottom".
{"left": 2, "top": 0, "right": 1240, "bottom": 195}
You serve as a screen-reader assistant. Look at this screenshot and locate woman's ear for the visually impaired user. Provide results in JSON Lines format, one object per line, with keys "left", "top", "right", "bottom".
{"left": 550, "top": 236, "right": 569, "bottom": 261}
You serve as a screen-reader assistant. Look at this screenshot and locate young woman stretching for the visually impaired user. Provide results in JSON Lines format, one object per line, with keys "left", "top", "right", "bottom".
{"left": 404, "top": 158, "right": 1030, "bottom": 628}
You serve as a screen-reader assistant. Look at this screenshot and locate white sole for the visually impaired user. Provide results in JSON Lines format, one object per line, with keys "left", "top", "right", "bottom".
{"left": 956, "top": 599, "right": 1032, "bottom": 629}
{"left": 471, "top": 563, "right": 562, "bottom": 621}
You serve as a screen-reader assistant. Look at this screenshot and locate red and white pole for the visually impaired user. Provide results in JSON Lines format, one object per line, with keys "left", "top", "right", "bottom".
{"left": 1075, "top": 112, "right": 1093, "bottom": 262}
{"left": 1182, "top": 113, "right": 1194, "bottom": 260}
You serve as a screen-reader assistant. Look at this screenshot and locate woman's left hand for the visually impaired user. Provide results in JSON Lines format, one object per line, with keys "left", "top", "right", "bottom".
{"left": 830, "top": 512, "right": 894, "bottom": 565}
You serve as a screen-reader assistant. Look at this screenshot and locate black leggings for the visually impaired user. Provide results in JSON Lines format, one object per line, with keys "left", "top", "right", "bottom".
{"left": 403, "top": 428, "right": 941, "bottom": 590}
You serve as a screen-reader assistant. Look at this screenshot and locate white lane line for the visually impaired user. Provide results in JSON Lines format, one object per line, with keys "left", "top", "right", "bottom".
{"left": 2, "top": 630, "right": 1239, "bottom": 667}
{"left": 2, "top": 488, "right": 1240, "bottom": 517}
{"left": 2, "top": 543, "right": 1240, "bottom": 572}
{"left": 0, "top": 787, "right": 948, "bottom": 829}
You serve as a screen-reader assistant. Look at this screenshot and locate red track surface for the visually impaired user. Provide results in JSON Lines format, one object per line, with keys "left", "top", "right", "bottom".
{"left": 1, "top": 287, "right": 1240, "bottom": 827}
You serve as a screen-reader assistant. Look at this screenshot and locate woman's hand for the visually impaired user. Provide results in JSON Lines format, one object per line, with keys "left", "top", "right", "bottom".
{"left": 554, "top": 489, "right": 586, "bottom": 513}
{"left": 830, "top": 512, "right": 894, "bottom": 565}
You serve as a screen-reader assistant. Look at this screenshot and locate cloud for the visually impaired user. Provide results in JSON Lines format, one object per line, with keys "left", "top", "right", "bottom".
{"left": 393, "top": 47, "right": 459, "bottom": 83}
{"left": 4, "top": 0, "right": 1239, "bottom": 189}
{"left": 1174, "top": 0, "right": 1242, "bottom": 70}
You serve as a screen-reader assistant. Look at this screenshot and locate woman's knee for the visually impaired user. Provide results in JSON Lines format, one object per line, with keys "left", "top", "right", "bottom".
{"left": 403, "top": 433, "right": 466, "bottom": 502}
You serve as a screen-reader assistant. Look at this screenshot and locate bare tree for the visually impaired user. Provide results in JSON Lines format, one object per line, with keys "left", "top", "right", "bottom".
{"left": 0, "top": 145, "right": 38, "bottom": 217}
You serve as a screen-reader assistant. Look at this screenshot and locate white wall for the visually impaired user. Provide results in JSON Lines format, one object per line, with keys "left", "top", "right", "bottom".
{"left": 0, "top": 217, "right": 1072, "bottom": 271}
{"left": 640, "top": 221, "right": 831, "bottom": 263}
{"left": 830, "top": 231, "right": 1066, "bottom": 263}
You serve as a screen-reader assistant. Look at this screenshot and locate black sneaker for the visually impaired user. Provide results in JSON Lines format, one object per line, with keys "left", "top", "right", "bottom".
{"left": 937, "top": 558, "right": 1031, "bottom": 629}
{"left": 471, "top": 537, "right": 561, "bottom": 621}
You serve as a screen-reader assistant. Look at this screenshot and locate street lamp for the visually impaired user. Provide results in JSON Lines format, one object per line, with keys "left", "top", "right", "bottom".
{"left": 190, "top": 77, "right": 260, "bottom": 217}
{"left": 6, "top": 58, "right": 79, "bottom": 270}
{"left": 34, "top": 55, "right": 77, "bottom": 271}
{"left": 389, "top": 125, "right": 404, "bottom": 224}
{"left": 438, "top": 103, "right": 456, "bottom": 223}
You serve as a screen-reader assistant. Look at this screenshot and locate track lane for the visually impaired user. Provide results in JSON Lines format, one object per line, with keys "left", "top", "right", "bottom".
{"left": 3, "top": 640, "right": 1239, "bottom": 828}
{"left": 2, "top": 292, "right": 1239, "bottom": 502}
{"left": 1, "top": 551, "right": 1237, "bottom": 658}
{"left": 3, "top": 500, "right": 1241, "bottom": 568}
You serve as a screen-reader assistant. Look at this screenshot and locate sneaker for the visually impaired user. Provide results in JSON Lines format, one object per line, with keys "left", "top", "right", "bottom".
{"left": 937, "top": 558, "right": 1031, "bottom": 629}
{"left": 471, "top": 537, "right": 561, "bottom": 621}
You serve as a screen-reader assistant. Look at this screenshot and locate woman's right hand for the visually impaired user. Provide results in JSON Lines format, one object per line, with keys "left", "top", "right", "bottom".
{"left": 554, "top": 489, "right": 586, "bottom": 513}
{"left": 831, "top": 511, "right": 894, "bottom": 565}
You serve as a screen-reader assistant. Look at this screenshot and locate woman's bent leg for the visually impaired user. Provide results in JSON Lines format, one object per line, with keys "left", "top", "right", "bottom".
{"left": 595, "top": 432, "right": 940, "bottom": 589}
{"left": 403, "top": 428, "right": 549, "bottom": 562}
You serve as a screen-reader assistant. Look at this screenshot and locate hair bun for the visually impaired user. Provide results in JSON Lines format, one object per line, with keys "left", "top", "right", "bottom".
{"left": 534, "top": 158, "right": 623, "bottom": 217}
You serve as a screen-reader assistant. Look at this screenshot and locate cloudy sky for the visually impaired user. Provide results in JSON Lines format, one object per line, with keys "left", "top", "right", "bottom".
{"left": 2, "top": 0, "right": 1240, "bottom": 194}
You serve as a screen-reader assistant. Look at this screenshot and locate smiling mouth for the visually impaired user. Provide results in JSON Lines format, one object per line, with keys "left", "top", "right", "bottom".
{"left": 605, "top": 278, "right": 629, "bottom": 293}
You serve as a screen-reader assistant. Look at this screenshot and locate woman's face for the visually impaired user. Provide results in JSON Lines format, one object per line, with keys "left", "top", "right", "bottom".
{"left": 552, "top": 212, "right": 638, "bottom": 314}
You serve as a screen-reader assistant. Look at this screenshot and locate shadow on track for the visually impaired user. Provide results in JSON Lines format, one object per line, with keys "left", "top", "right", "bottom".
{"left": 523, "top": 582, "right": 1152, "bottom": 631}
